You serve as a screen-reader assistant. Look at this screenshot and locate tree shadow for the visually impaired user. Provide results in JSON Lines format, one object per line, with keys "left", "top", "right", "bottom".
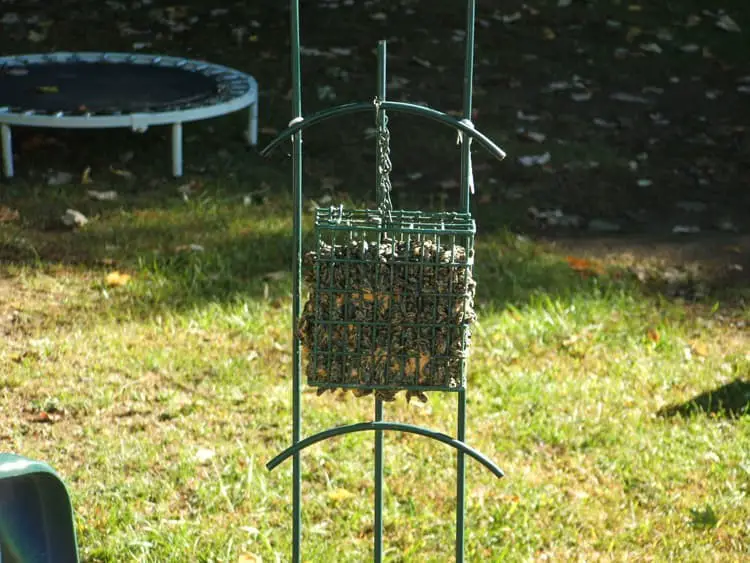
{"left": 657, "top": 379, "right": 750, "bottom": 419}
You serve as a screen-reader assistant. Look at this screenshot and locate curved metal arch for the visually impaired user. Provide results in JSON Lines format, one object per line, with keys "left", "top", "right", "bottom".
{"left": 259, "top": 101, "right": 507, "bottom": 161}
{"left": 266, "top": 421, "right": 504, "bottom": 479}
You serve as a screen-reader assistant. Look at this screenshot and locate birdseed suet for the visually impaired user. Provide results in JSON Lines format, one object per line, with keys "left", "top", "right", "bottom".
{"left": 300, "top": 235, "right": 477, "bottom": 400}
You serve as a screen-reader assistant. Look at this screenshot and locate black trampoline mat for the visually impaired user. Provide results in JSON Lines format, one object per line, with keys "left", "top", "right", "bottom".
{"left": 0, "top": 61, "right": 222, "bottom": 113}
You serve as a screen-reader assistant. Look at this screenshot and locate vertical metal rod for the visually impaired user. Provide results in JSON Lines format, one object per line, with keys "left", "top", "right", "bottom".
{"left": 459, "top": 0, "right": 476, "bottom": 214}
{"left": 456, "top": 389, "right": 467, "bottom": 563}
{"left": 457, "top": 3, "right": 476, "bottom": 561}
{"left": 1, "top": 125, "right": 13, "bottom": 178}
{"left": 376, "top": 40, "right": 387, "bottom": 205}
{"left": 374, "top": 399, "right": 384, "bottom": 563}
{"left": 374, "top": 40, "right": 387, "bottom": 563}
{"left": 290, "top": 1, "right": 304, "bottom": 562}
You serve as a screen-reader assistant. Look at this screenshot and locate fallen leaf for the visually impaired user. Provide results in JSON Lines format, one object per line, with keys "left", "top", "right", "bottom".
{"left": 570, "top": 91, "right": 592, "bottom": 102}
{"left": 690, "top": 341, "right": 709, "bottom": 357}
{"left": 672, "top": 225, "right": 701, "bottom": 234}
{"left": 109, "top": 166, "right": 135, "bottom": 179}
{"left": 28, "top": 30, "right": 47, "bottom": 43}
{"left": 61, "top": 209, "right": 88, "bottom": 228}
{"left": 263, "top": 271, "right": 289, "bottom": 282}
{"left": 238, "top": 554, "right": 262, "bottom": 563}
{"left": 626, "top": 27, "right": 642, "bottom": 42}
{"left": 529, "top": 207, "right": 581, "bottom": 228}
{"left": 716, "top": 14, "right": 740, "bottom": 33}
{"left": 81, "top": 166, "right": 93, "bottom": 184}
{"left": 499, "top": 12, "right": 522, "bottom": 24}
{"left": 647, "top": 328, "right": 661, "bottom": 343}
{"left": 680, "top": 44, "right": 701, "bottom": 53}
{"left": 544, "top": 81, "right": 572, "bottom": 93}
{"left": 0, "top": 13, "right": 20, "bottom": 24}
{"left": 517, "top": 110, "right": 542, "bottom": 122}
{"left": 717, "top": 219, "right": 738, "bottom": 232}
{"left": 593, "top": 118, "right": 617, "bottom": 129}
{"left": 542, "top": 27, "right": 556, "bottom": 40}
{"left": 518, "top": 130, "right": 547, "bottom": 143}
{"left": 175, "top": 244, "right": 205, "bottom": 253}
{"left": 566, "top": 256, "right": 592, "bottom": 271}
{"left": 177, "top": 181, "right": 201, "bottom": 196}
{"left": 640, "top": 43, "right": 662, "bottom": 54}
{"left": 194, "top": 448, "right": 216, "bottom": 464}
{"left": 518, "top": 153, "right": 551, "bottom": 167}
{"left": 88, "top": 190, "right": 119, "bottom": 201}
{"left": 31, "top": 411, "right": 55, "bottom": 423}
{"left": 0, "top": 206, "right": 20, "bottom": 223}
{"left": 105, "top": 271, "right": 131, "bottom": 287}
{"left": 48, "top": 171, "right": 73, "bottom": 185}
{"left": 610, "top": 92, "right": 652, "bottom": 104}
{"left": 566, "top": 255, "right": 605, "bottom": 277}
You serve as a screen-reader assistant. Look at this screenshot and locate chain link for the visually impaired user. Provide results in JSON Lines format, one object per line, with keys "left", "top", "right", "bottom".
{"left": 374, "top": 97, "right": 393, "bottom": 222}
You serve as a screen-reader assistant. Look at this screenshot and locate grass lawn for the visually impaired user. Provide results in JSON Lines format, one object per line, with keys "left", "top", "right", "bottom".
{"left": 1, "top": 189, "right": 748, "bottom": 562}
{"left": 1, "top": 0, "right": 750, "bottom": 561}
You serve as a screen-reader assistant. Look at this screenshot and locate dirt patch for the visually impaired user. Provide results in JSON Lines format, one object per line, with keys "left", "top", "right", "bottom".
{"left": 541, "top": 232, "right": 750, "bottom": 290}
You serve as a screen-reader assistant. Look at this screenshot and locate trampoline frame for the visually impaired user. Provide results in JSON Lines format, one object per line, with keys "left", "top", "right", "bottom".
{"left": 0, "top": 52, "right": 259, "bottom": 178}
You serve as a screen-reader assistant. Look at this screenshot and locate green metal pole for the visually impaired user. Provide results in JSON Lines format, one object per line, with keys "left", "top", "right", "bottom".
{"left": 290, "top": 1, "right": 303, "bottom": 561}
{"left": 456, "top": 389, "right": 467, "bottom": 563}
{"left": 374, "top": 399, "right": 384, "bottom": 563}
{"left": 458, "top": 2, "right": 476, "bottom": 561}
{"left": 374, "top": 39, "right": 387, "bottom": 563}
{"left": 460, "top": 0, "right": 476, "bottom": 213}
{"left": 375, "top": 40, "right": 385, "bottom": 208}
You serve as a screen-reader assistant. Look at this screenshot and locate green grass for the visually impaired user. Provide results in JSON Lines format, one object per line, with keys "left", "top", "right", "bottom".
{"left": 1, "top": 0, "right": 750, "bottom": 560}
{"left": 1, "top": 186, "right": 749, "bottom": 562}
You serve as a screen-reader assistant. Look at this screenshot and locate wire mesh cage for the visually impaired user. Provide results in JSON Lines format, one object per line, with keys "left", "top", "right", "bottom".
{"left": 300, "top": 207, "right": 477, "bottom": 396}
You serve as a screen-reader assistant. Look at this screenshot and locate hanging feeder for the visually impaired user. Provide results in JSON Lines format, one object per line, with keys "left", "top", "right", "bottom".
{"left": 298, "top": 50, "right": 481, "bottom": 398}
{"left": 302, "top": 207, "right": 477, "bottom": 395}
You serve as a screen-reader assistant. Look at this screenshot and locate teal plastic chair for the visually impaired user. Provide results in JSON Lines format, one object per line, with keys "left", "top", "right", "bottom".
{"left": 0, "top": 454, "right": 79, "bottom": 563}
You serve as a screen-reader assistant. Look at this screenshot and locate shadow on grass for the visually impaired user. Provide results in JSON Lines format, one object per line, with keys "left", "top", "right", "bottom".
{"left": 658, "top": 379, "right": 750, "bottom": 419}
{"left": 0, "top": 190, "right": 641, "bottom": 323}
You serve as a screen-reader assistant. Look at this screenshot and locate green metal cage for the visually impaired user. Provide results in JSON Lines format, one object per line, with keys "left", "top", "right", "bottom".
{"left": 301, "top": 208, "right": 476, "bottom": 393}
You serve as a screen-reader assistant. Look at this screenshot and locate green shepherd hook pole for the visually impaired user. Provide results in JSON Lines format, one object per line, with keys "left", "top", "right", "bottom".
{"left": 373, "top": 40, "right": 388, "bottom": 563}
{"left": 268, "top": 2, "right": 506, "bottom": 562}
{"left": 457, "top": 3, "right": 477, "bottom": 560}
{"left": 289, "top": 0, "right": 303, "bottom": 561}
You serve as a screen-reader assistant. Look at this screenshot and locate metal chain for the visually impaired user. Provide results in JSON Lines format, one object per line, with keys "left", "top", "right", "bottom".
{"left": 374, "top": 97, "right": 393, "bottom": 222}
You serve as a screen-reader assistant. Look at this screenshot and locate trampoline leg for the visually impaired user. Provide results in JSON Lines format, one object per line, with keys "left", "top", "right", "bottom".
{"left": 172, "top": 122, "right": 183, "bottom": 177}
{"left": 247, "top": 100, "right": 259, "bottom": 146}
{"left": 1, "top": 125, "right": 13, "bottom": 178}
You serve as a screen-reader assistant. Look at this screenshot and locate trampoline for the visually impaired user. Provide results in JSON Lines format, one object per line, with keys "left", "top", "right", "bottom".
{"left": 0, "top": 52, "right": 259, "bottom": 178}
